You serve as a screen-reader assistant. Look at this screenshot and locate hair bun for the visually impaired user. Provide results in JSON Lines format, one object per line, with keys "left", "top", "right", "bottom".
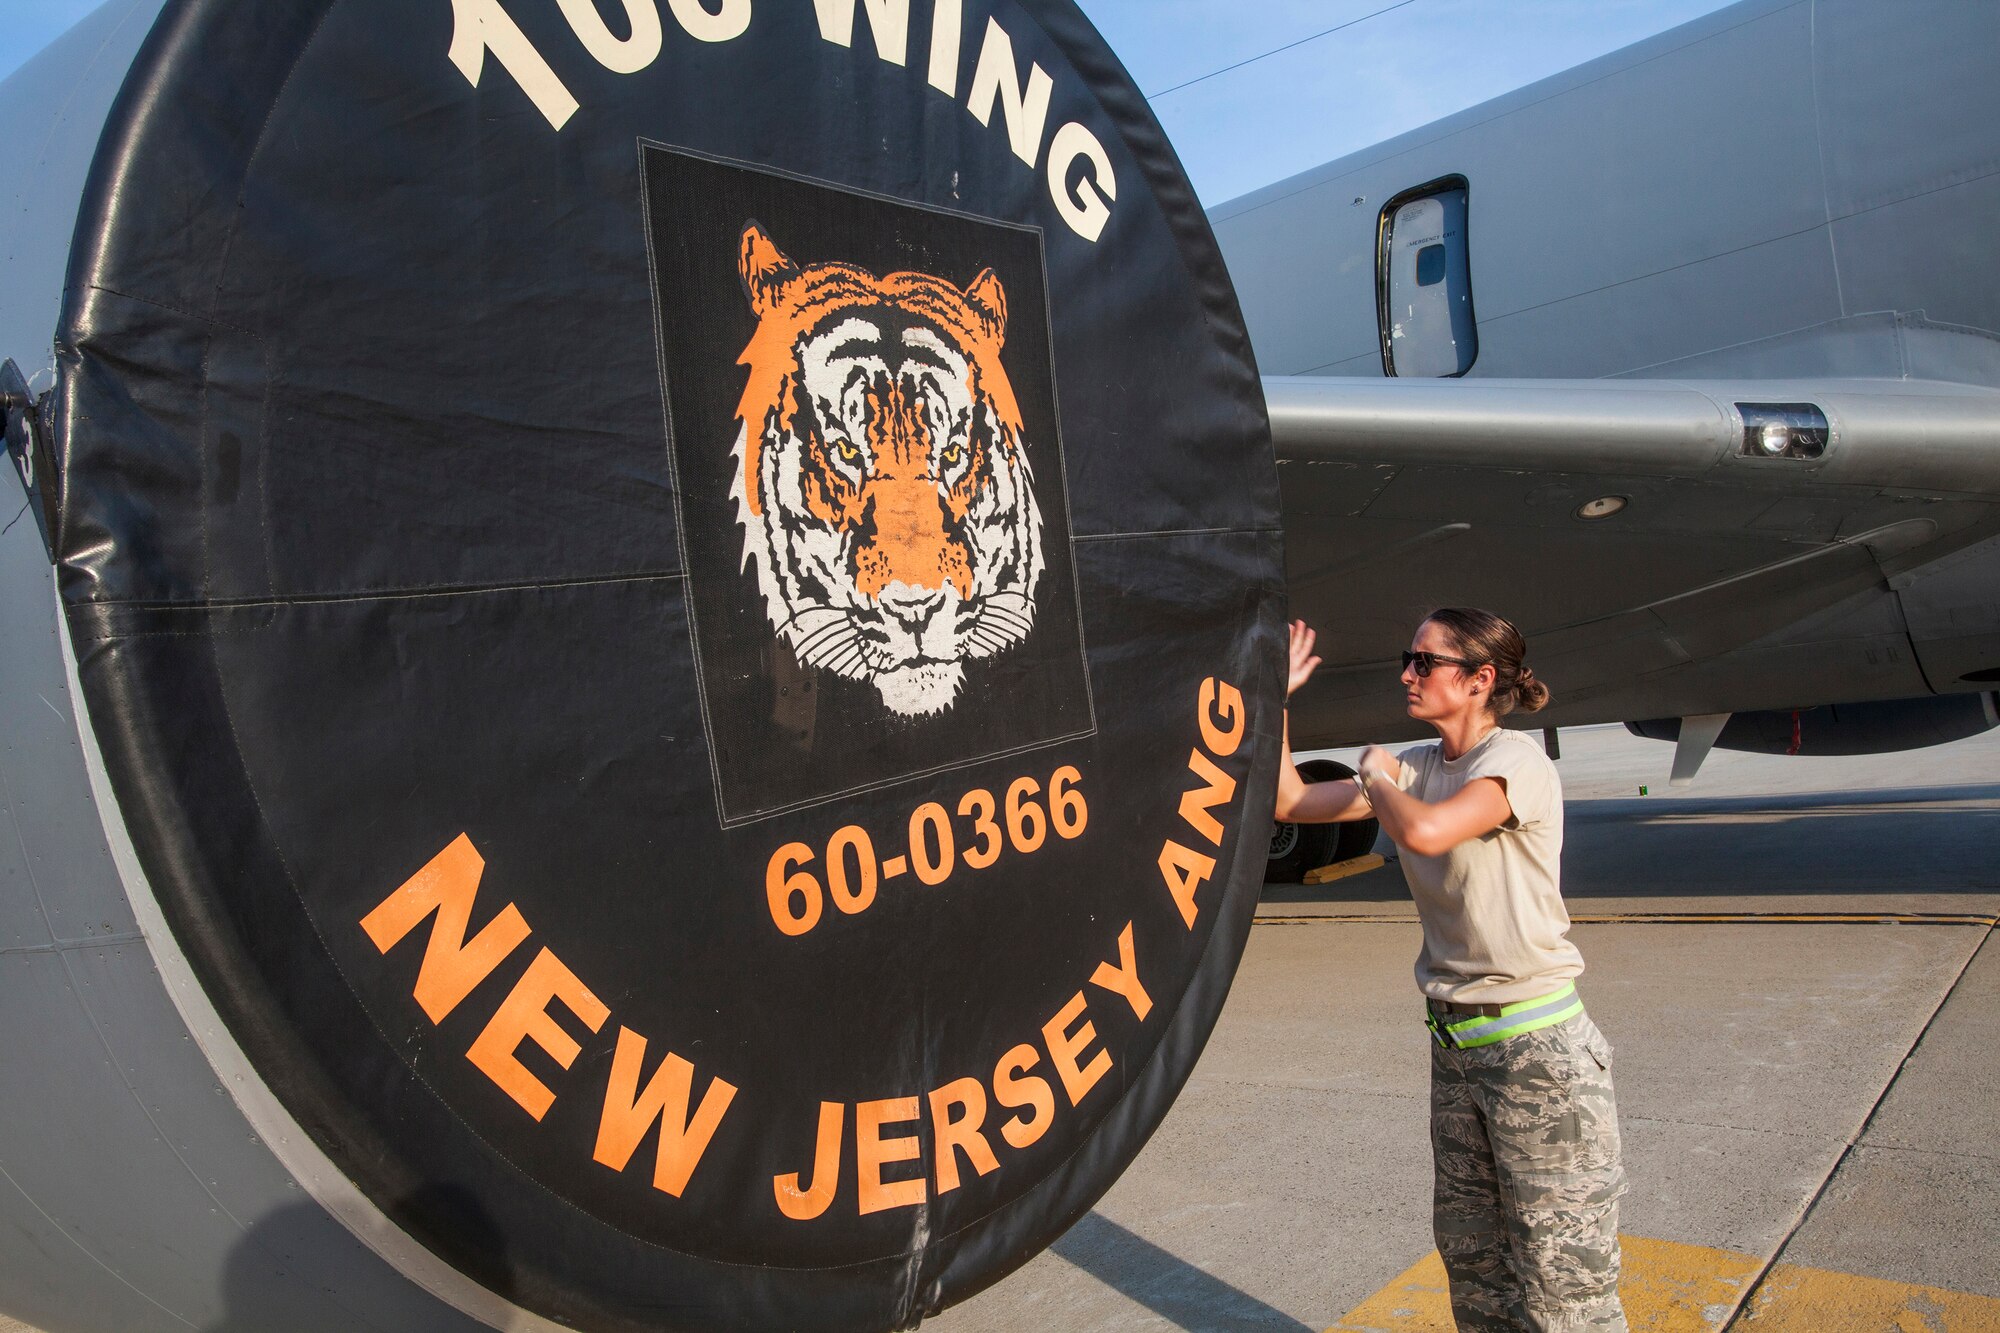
{"left": 1513, "top": 665, "right": 1550, "bottom": 713}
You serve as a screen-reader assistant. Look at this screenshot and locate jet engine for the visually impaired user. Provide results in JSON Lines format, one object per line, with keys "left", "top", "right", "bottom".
{"left": 1627, "top": 693, "right": 2000, "bottom": 757}
{"left": 0, "top": 3, "right": 1286, "bottom": 1330}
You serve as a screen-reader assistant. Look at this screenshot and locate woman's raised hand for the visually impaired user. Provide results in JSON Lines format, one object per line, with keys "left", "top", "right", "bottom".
{"left": 1287, "top": 619, "right": 1322, "bottom": 698}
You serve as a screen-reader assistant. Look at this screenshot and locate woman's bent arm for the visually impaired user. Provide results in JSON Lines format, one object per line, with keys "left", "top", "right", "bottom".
{"left": 1275, "top": 715, "right": 1375, "bottom": 823}
{"left": 1360, "top": 755, "right": 1512, "bottom": 856}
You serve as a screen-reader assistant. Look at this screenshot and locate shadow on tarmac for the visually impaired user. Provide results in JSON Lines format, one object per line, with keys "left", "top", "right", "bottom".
{"left": 1565, "top": 784, "right": 2000, "bottom": 901}
{"left": 200, "top": 1186, "right": 504, "bottom": 1333}
{"left": 1049, "top": 1211, "right": 1315, "bottom": 1331}
{"left": 1268, "top": 784, "right": 2000, "bottom": 904}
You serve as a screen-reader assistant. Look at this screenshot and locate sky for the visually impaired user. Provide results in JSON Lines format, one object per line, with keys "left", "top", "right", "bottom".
{"left": 1, "top": 0, "right": 1737, "bottom": 204}
{"left": 1077, "top": 0, "right": 1737, "bottom": 202}
{"left": 0, "top": 0, "right": 103, "bottom": 80}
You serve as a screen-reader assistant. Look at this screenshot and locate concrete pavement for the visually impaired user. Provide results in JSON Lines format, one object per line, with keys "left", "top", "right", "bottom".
{"left": 4, "top": 725, "right": 1992, "bottom": 1331}
{"left": 930, "top": 724, "right": 2000, "bottom": 1330}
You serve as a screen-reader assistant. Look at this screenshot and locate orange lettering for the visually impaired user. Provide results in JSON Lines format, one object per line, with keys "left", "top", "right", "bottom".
{"left": 856, "top": 1096, "right": 924, "bottom": 1208}
{"left": 1158, "top": 839, "right": 1217, "bottom": 929}
{"left": 929, "top": 1077, "right": 999, "bottom": 1194}
{"left": 1089, "top": 922, "right": 1151, "bottom": 1021}
{"left": 592, "top": 1027, "right": 737, "bottom": 1197}
{"left": 993, "top": 1043, "right": 1054, "bottom": 1149}
{"left": 774, "top": 1102, "right": 843, "bottom": 1221}
{"left": 1198, "top": 677, "right": 1244, "bottom": 757}
{"left": 856, "top": 1097, "right": 926, "bottom": 1215}
{"left": 1042, "top": 992, "right": 1110, "bottom": 1107}
{"left": 359, "top": 834, "right": 531, "bottom": 1023}
{"left": 958, "top": 788, "right": 1002, "bottom": 868}
{"left": 909, "top": 803, "right": 955, "bottom": 885}
{"left": 465, "top": 947, "right": 609, "bottom": 1120}
{"left": 1177, "top": 747, "right": 1237, "bottom": 846}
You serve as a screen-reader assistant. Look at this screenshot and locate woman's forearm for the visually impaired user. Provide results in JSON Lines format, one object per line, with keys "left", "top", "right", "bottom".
{"left": 1276, "top": 715, "right": 1374, "bottom": 823}
{"left": 1275, "top": 714, "right": 1307, "bottom": 813}
{"left": 1360, "top": 776, "right": 1422, "bottom": 849}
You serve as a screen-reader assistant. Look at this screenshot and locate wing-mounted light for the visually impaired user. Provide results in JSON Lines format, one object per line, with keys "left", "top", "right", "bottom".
{"left": 1574, "top": 495, "right": 1628, "bottom": 520}
{"left": 1737, "top": 402, "right": 1828, "bottom": 460}
{"left": 1264, "top": 376, "right": 2000, "bottom": 498}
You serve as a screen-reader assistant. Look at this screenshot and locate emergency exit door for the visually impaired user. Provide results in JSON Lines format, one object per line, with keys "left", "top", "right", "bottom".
{"left": 1378, "top": 177, "right": 1477, "bottom": 377}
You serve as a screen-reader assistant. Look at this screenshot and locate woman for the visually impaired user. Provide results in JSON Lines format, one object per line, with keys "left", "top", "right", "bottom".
{"left": 1277, "top": 609, "right": 1626, "bottom": 1333}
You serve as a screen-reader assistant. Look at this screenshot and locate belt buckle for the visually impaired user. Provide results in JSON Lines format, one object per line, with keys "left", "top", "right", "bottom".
{"left": 1424, "top": 1007, "right": 1457, "bottom": 1049}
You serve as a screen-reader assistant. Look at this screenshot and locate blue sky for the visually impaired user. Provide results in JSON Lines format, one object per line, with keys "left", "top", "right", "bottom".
{"left": 2, "top": 0, "right": 1735, "bottom": 204}
{"left": 1078, "top": 0, "right": 1736, "bottom": 201}
{"left": 0, "top": 0, "right": 104, "bottom": 79}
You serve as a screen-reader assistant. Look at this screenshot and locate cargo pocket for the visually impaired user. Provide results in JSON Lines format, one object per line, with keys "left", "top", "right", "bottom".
{"left": 1580, "top": 1022, "right": 1613, "bottom": 1072}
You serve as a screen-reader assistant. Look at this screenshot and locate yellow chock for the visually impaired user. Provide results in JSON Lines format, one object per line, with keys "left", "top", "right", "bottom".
{"left": 1303, "top": 853, "right": 1385, "bottom": 885}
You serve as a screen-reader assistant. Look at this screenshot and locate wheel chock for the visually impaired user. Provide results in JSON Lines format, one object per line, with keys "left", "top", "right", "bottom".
{"left": 1303, "top": 853, "right": 1386, "bottom": 885}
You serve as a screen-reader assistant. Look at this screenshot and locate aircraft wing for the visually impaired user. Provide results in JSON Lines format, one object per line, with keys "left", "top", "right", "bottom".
{"left": 1268, "top": 375, "right": 2000, "bottom": 745}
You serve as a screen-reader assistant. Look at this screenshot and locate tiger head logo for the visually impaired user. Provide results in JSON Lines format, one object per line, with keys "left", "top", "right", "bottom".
{"left": 730, "top": 222, "right": 1047, "bottom": 717}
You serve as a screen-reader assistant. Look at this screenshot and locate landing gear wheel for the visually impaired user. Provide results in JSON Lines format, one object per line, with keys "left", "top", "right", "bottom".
{"left": 1266, "top": 759, "right": 1382, "bottom": 885}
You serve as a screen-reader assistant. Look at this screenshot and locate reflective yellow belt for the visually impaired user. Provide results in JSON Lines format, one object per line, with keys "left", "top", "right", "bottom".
{"left": 1425, "top": 982, "right": 1583, "bottom": 1050}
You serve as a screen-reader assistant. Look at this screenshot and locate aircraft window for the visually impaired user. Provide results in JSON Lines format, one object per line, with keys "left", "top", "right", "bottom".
{"left": 1378, "top": 178, "right": 1476, "bottom": 376}
{"left": 1415, "top": 244, "right": 1446, "bottom": 286}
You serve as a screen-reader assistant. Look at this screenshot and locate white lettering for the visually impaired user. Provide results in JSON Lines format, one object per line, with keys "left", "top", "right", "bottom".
{"left": 558, "top": 0, "right": 663, "bottom": 74}
{"left": 813, "top": 0, "right": 909, "bottom": 66}
{"left": 927, "top": 0, "right": 963, "bottom": 96}
{"left": 439, "top": 0, "right": 1115, "bottom": 239}
{"left": 1048, "top": 120, "right": 1116, "bottom": 242}
{"left": 967, "top": 17, "right": 1052, "bottom": 168}
{"left": 447, "top": 0, "right": 581, "bottom": 131}
{"left": 667, "top": 0, "right": 751, "bottom": 43}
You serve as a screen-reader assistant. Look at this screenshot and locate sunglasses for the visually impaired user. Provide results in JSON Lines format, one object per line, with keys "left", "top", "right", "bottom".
{"left": 1402, "top": 650, "right": 1483, "bottom": 678}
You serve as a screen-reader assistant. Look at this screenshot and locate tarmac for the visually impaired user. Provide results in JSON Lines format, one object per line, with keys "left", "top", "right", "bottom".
{"left": 3, "top": 724, "right": 1993, "bottom": 1333}
{"left": 928, "top": 722, "right": 2000, "bottom": 1332}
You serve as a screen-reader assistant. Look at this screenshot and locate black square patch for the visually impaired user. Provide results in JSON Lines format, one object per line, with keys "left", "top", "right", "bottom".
{"left": 641, "top": 146, "right": 1094, "bottom": 826}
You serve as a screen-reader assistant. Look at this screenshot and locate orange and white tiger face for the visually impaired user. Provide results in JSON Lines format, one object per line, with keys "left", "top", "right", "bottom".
{"left": 730, "top": 222, "right": 1046, "bottom": 716}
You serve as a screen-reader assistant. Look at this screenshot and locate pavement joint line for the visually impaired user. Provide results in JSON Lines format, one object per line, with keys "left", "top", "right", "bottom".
{"left": 1740, "top": 1263, "right": 2000, "bottom": 1329}
{"left": 1253, "top": 912, "right": 1999, "bottom": 926}
{"left": 1718, "top": 919, "right": 1999, "bottom": 1331}
{"left": 1193, "top": 1075, "right": 1426, "bottom": 1104}
{"left": 1836, "top": 1138, "right": 2000, "bottom": 1165}
{"left": 1571, "top": 912, "right": 2000, "bottom": 925}
{"left": 1620, "top": 1112, "right": 1833, "bottom": 1142}
{"left": 1205, "top": 1078, "right": 2000, "bottom": 1136}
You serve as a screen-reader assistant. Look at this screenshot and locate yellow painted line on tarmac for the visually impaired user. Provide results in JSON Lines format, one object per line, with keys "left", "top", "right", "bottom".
{"left": 1325, "top": 1235, "right": 2000, "bottom": 1331}
{"left": 1326, "top": 1248, "right": 1453, "bottom": 1331}
{"left": 1613, "top": 1236, "right": 1763, "bottom": 1331}
{"left": 1327, "top": 1236, "right": 1757, "bottom": 1331}
{"left": 1737, "top": 1262, "right": 2000, "bottom": 1330}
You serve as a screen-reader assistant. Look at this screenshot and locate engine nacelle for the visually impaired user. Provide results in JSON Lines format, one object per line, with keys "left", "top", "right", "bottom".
{"left": 1627, "top": 693, "right": 2000, "bottom": 757}
{"left": 0, "top": 4, "right": 1284, "bottom": 1331}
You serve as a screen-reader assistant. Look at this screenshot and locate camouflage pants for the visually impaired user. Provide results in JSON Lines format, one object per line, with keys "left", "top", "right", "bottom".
{"left": 1430, "top": 1010, "right": 1628, "bottom": 1333}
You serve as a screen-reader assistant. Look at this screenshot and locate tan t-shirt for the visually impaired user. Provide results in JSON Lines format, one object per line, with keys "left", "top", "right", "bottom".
{"left": 1391, "top": 727, "right": 1582, "bottom": 1004}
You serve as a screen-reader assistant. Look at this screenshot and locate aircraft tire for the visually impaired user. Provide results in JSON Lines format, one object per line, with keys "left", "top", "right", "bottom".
{"left": 1266, "top": 760, "right": 1380, "bottom": 884}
